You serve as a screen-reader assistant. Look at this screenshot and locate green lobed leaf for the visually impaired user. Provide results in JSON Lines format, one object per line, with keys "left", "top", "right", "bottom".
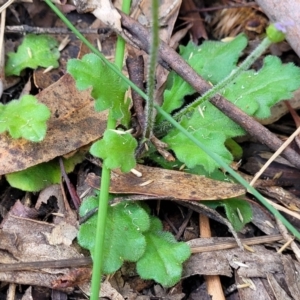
{"left": 90, "top": 129, "right": 137, "bottom": 172}
{"left": 78, "top": 198, "right": 150, "bottom": 274}
{"left": 204, "top": 198, "right": 252, "bottom": 231}
{"left": 5, "top": 152, "right": 85, "bottom": 191}
{"left": 181, "top": 34, "right": 248, "bottom": 84}
{"left": 5, "top": 34, "right": 60, "bottom": 76}
{"left": 67, "top": 53, "right": 130, "bottom": 120}
{"left": 0, "top": 95, "right": 51, "bottom": 142}
{"left": 157, "top": 34, "right": 248, "bottom": 123}
{"left": 163, "top": 102, "right": 245, "bottom": 172}
{"left": 222, "top": 55, "right": 300, "bottom": 119}
{"left": 136, "top": 217, "right": 191, "bottom": 287}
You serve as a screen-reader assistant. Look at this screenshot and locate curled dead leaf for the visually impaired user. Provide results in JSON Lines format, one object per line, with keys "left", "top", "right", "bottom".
{"left": 86, "top": 164, "right": 245, "bottom": 200}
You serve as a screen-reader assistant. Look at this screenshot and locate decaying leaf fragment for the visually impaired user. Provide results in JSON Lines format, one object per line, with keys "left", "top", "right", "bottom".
{"left": 0, "top": 202, "right": 81, "bottom": 290}
{"left": 86, "top": 164, "right": 245, "bottom": 200}
{"left": 74, "top": 0, "right": 122, "bottom": 32}
{"left": 183, "top": 242, "right": 284, "bottom": 278}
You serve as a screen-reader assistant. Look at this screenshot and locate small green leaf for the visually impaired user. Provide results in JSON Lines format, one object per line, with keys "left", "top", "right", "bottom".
{"left": 5, "top": 34, "right": 60, "bottom": 76}
{"left": 163, "top": 102, "right": 245, "bottom": 172}
{"left": 67, "top": 53, "right": 129, "bottom": 120}
{"left": 223, "top": 56, "right": 300, "bottom": 119}
{"left": 90, "top": 129, "right": 137, "bottom": 172}
{"left": 5, "top": 152, "right": 85, "bottom": 191}
{"left": 0, "top": 95, "right": 51, "bottom": 142}
{"left": 136, "top": 217, "right": 191, "bottom": 287}
{"left": 157, "top": 34, "right": 248, "bottom": 123}
{"left": 204, "top": 199, "right": 252, "bottom": 231}
{"left": 78, "top": 198, "right": 150, "bottom": 274}
{"left": 6, "top": 161, "right": 60, "bottom": 191}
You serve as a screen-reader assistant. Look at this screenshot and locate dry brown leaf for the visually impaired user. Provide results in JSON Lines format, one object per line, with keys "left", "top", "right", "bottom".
{"left": 80, "top": 280, "right": 125, "bottom": 300}
{"left": 281, "top": 256, "right": 300, "bottom": 299}
{"left": 23, "top": 0, "right": 57, "bottom": 28}
{"left": 267, "top": 273, "right": 292, "bottom": 300}
{"left": 130, "top": 0, "right": 181, "bottom": 41}
{"left": 44, "top": 221, "right": 78, "bottom": 246}
{"left": 36, "top": 184, "right": 77, "bottom": 226}
{"left": 0, "top": 74, "right": 108, "bottom": 175}
{"left": 183, "top": 243, "right": 284, "bottom": 279}
{"left": 86, "top": 164, "right": 245, "bottom": 200}
{"left": 52, "top": 267, "right": 92, "bottom": 288}
{"left": 0, "top": 200, "right": 83, "bottom": 290}
{"left": 236, "top": 274, "right": 273, "bottom": 300}
{"left": 250, "top": 203, "right": 279, "bottom": 235}
{"left": 74, "top": 0, "right": 122, "bottom": 32}
{"left": 180, "top": 0, "right": 208, "bottom": 42}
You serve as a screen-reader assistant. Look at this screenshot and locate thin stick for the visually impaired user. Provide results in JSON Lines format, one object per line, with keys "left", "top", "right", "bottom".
{"left": 265, "top": 198, "right": 300, "bottom": 220}
{"left": 0, "top": 0, "right": 13, "bottom": 13}
{"left": 5, "top": 25, "right": 109, "bottom": 34}
{"left": 0, "top": 257, "right": 92, "bottom": 272}
{"left": 59, "top": 158, "right": 81, "bottom": 209}
{"left": 199, "top": 214, "right": 226, "bottom": 300}
{"left": 250, "top": 125, "right": 300, "bottom": 186}
{"left": 190, "top": 234, "right": 283, "bottom": 253}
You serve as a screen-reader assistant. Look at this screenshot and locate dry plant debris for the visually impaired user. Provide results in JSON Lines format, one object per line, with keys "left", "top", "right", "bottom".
{"left": 86, "top": 164, "right": 245, "bottom": 200}
{"left": 1, "top": 0, "right": 300, "bottom": 299}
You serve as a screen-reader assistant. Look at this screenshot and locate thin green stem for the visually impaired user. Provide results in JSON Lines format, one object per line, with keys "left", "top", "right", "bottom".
{"left": 89, "top": 0, "right": 131, "bottom": 298}
{"left": 90, "top": 160, "right": 111, "bottom": 300}
{"left": 144, "top": 0, "right": 159, "bottom": 138}
{"left": 44, "top": 0, "right": 147, "bottom": 101}
{"left": 174, "top": 37, "right": 273, "bottom": 120}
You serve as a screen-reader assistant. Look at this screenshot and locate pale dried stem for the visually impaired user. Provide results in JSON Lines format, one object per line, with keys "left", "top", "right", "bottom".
{"left": 276, "top": 219, "right": 300, "bottom": 262}
{"left": 199, "top": 214, "right": 226, "bottom": 300}
{"left": 0, "top": 0, "right": 13, "bottom": 13}
{"left": 265, "top": 198, "right": 300, "bottom": 220}
{"left": 250, "top": 125, "right": 300, "bottom": 186}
